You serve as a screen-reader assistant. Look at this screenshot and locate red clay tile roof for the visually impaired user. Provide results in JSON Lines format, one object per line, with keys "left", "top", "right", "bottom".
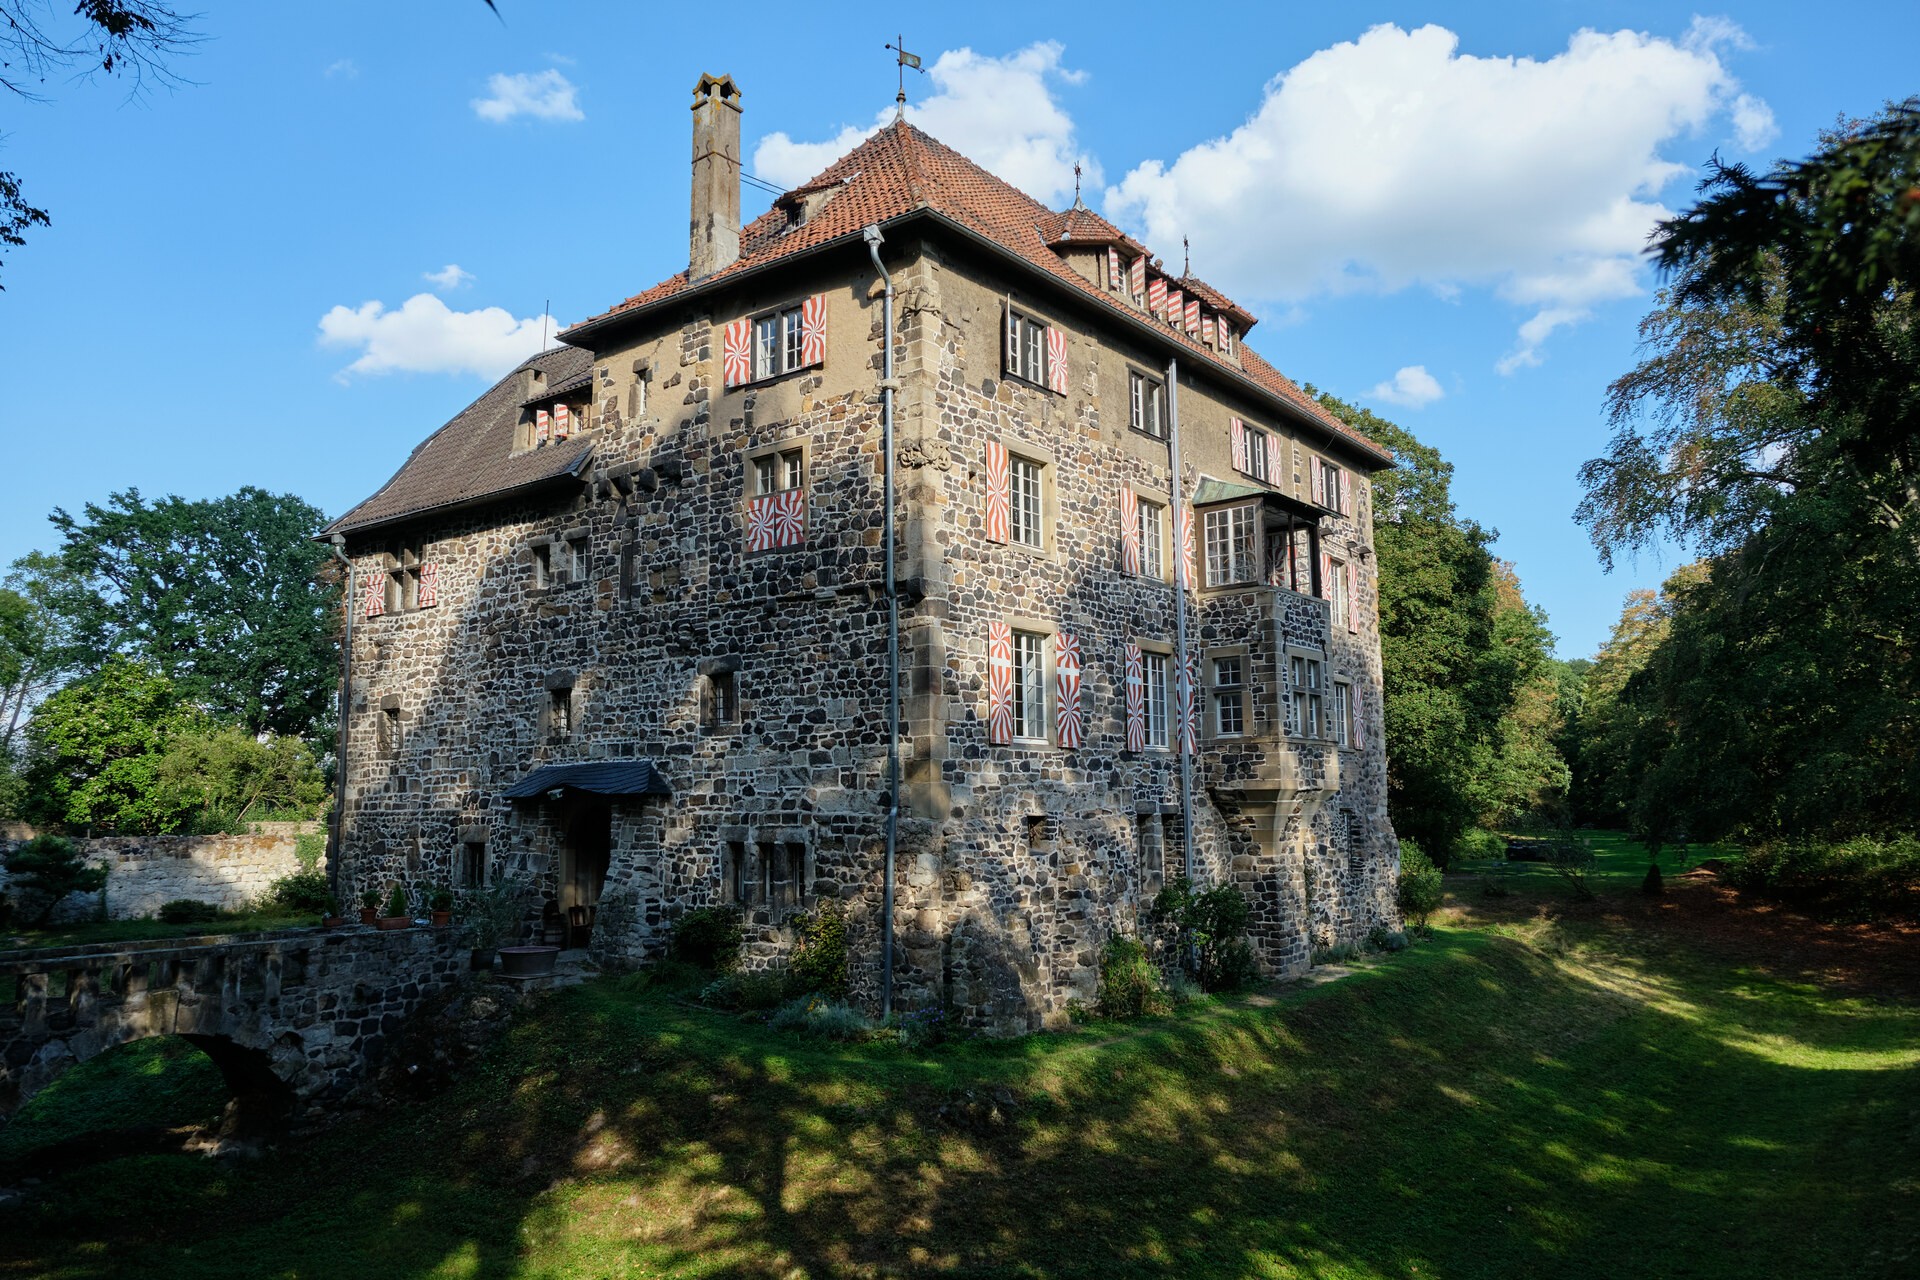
{"left": 567, "top": 123, "right": 1389, "bottom": 467}
{"left": 1038, "top": 204, "right": 1144, "bottom": 253}
{"left": 326, "top": 346, "right": 595, "bottom": 538}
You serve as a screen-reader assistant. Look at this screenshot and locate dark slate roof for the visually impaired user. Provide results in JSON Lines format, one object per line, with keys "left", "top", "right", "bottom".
{"left": 325, "top": 346, "right": 595, "bottom": 538}
{"left": 501, "top": 761, "right": 673, "bottom": 800}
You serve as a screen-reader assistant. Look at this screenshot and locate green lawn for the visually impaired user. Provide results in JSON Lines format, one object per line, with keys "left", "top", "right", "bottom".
{"left": 1, "top": 837, "right": 1915, "bottom": 1279}
{"left": 0, "top": 1039, "right": 227, "bottom": 1169}
{"left": 0, "top": 908, "right": 321, "bottom": 954}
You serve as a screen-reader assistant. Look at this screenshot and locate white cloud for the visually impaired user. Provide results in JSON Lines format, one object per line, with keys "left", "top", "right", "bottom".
{"left": 324, "top": 59, "right": 357, "bottom": 80}
{"left": 317, "top": 294, "right": 555, "bottom": 380}
{"left": 1104, "top": 21, "right": 1771, "bottom": 371}
{"left": 1731, "top": 93, "right": 1777, "bottom": 151}
{"left": 1369, "top": 365, "right": 1445, "bottom": 409}
{"left": 754, "top": 41, "right": 1095, "bottom": 205}
{"left": 471, "top": 70, "right": 583, "bottom": 124}
{"left": 423, "top": 263, "right": 475, "bottom": 291}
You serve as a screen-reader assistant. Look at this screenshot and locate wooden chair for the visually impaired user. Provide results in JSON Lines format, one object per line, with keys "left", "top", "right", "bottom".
{"left": 567, "top": 903, "right": 596, "bottom": 950}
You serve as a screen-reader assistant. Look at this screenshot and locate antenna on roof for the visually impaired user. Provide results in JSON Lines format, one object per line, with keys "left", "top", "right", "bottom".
{"left": 886, "top": 36, "right": 923, "bottom": 122}
{"left": 1182, "top": 237, "right": 1190, "bottom": 278}
{"left": 1073, "top": 163, "right": 1083, "bottom": 208}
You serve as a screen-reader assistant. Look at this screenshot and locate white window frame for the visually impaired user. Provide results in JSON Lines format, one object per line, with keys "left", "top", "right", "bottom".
{"left": 1005, "top": 308, "right": 1052, "bottom": 390}
{"left": 1203, "top": 504, "right": 1258, "bottom": 587}
{"left": 751, "top": 445, "right": 806, "bottom": 497}
{"left": 1008, "top": 453, "right": 1046, "bottom": 549}
{"left": 1331, "top": 679, "right": 1353, "bottom": 747}
{"left": 1129, "top": 370, "right": 1166, "bottom": 439}
{"left": 1211, "top": 654, "right": 1247, "bottom": 738}
{"left": 751, "top": 303, "right": 807, "bottom": 383}
{"left": 1244, "top": 424, "right": 1270, "bottom": 483}
{"left": 1143, "top": 649, "right": 1171, "bottom": 750}
{"left": 1323, "top": 460, "right": 1346, "bottom": 514}
{"left": 1330, "top": 556, "right": 1349, "bottom": 629}
{"left": 1011, "top": 628, "right": 1048, "bottom": 742}
{"left": 1138, "top": 497, "right": 1166, "bottom": 579}
{"left": 1287, "top": 650, "right": 1326, "bottom": 741}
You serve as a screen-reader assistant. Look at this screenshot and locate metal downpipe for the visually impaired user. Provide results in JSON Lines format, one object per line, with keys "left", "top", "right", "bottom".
{"left": 326, "top": 534, "right": 354, "bottom": 903}
{"left": 1165, "top": 358, "right": 1195, "bottom": 880}
{"left": 865, "top": 224, "right": 900, "bottom": 1021}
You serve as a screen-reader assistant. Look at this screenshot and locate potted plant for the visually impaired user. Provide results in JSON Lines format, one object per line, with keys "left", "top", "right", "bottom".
{"left": 376, "top": 883, "right": 411, "bottom": 930}
{"left": 458, "top": 877, "right": 530, "bottom": 972}
{"left": 358, "top": 887, "right": 381, "bottom": 925}
{"left": 321, "top": 894, "right": 347, "bottom": 929}
{"left": 427, "top": 886, "right": 455, "bottom": 928}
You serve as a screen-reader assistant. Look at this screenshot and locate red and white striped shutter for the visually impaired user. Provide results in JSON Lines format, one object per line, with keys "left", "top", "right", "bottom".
{"left": 800, "top": 293, "right": 828, "bottom": 367}
{"left": 1130, "top": 255, "right": 1146, "bottom": 300}
{"left": 774, "top": 488, "right": 806, "bottom": 548}
{"left": 1147, "top": 277, "right": 1167, "bottom": 318}
{"left": 1180, "top": 506, "right": 1196, "bottom": 588}
{"left": 1320, "top": 551, "right": 1334, "bottom": 601}
{"left": 1055, "top": 632, "right": 1084, "bottom": 749}
{"left": 536, "top": 409, "right": 551, "bottom": 446}
{"left": 1124, "top": 643, "right": 1145, "bottom": 751}
{"left": 744, "top": 495, "right": 776, "bottom": 554}
{"left": 417, "top": 561, "right": 439, "bottom": 609}
{"left": 1220, "top": 322, "right": 1234, "bottom": 356}
{"left": 1046, "top": 326, "right": 1069, "bottom": 394}
{"left": 1107, "top": 247, "right": 1121, "bottom": 290}
{"left": 1230, "top": 418, "right": 1248, "bottom": 473}
{"left": 1166, "top": 288, "right": 1184, "bottom": 331}
{"left": 987, "top": 622, "right": 1014, "bottom": 745}
{"left": 1339, "top": 469, "right": 1352, "bottom": 517}
{"left": 1202, "top": 312, "right": 1216, "bottom": 346}
{"left": 1119, "top": 486, "right": 1140, "bottom": 575}
{"left": 554, "top": 402, "right": 571, "bottom": 438}
{"left": 1353, "top": 683, "right": 1365, "bottom": 748}
{"left": 984, "top": 441, "right": 1010, "bottom": 544}
{"left": 1185, "top": 299, "right": 1201, "bottom": 333}
{"left": 362, "top": 566, "right": 385, "bottom": 618}
{"left": 1346, "top": 563, "right": 1358, "bottom": 632}
{"left": 722, "top": 317, "right": 751, "bottom": 388}
{"left": 1311, "top": 456, "right": 1326, "bottom": 507}
{"left": 1265, "top": 434, "right": 1281, "bottom": 485}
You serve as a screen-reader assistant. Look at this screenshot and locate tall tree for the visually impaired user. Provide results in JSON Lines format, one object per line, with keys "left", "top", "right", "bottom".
{"left": 38, "top": 487, "right": 338, "bottom": 739}
{"left": 22, "top": 657, "right": 207, "bottom": 833}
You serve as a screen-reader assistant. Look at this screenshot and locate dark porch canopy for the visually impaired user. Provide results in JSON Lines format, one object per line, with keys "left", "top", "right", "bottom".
{"left": 502, "top": 761, "right": 673, "bottom": 801}
{"left": 1190, "top": 477, "right": 1323, "bottom": 523}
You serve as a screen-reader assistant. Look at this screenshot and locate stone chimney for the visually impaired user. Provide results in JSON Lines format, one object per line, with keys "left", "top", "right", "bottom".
{"left": 690, "top": 73, "right": 742, "bottom": 280}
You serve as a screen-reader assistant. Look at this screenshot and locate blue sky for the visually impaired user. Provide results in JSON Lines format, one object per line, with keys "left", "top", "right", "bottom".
{"left": 1, "top": 1, "right": 1913, "bottom": 657}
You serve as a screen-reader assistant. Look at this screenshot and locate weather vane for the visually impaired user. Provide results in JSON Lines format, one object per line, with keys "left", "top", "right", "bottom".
{"left": 886, "top": 36, "right": 924, "bottom": 121}
{"left": 1183, "top": 235, "right": 1191, "bottom": 277}
{"left": 1073, "top": 163, "right": 1083, "bottom": 206}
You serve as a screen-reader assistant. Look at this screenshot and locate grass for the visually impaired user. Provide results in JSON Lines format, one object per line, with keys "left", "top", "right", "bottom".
{"left": 0, "top": 908, "right": 320, "bottom": 953}
{"left": 0, "top": 1039, "right": 226, "bottom": 1170}
{"left": 1453, "top": 828, "right": 1732, "bottom": 897}
{"left": 1, "top": 834, "right": 1915, "bottom": 1278}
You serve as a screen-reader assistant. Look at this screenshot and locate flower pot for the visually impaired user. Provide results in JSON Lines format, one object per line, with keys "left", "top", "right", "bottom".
{"left": 375, "top": 915, "right": 411, "bottom": 931}
{"left": 498, "top": 945, "right": 560, "bottom": 978}
{"left": 359, "top": 908, "right": 378, "bottom": 925}
{"left": 470, "top": 947, "right": 497, "bottom": 972}
{"left": 430, "top": 910, "right": 452, "bottom": 927}
{"left": 322, "top": 915, "right": 347, "bottom": 929}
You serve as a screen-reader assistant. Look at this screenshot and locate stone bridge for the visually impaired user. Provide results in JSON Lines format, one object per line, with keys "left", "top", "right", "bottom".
{"left": 1, "top": 926, "right": 468, "bottom": 1136}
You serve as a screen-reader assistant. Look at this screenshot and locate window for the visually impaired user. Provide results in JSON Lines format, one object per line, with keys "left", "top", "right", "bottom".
{"left": 1009, "top": 454, "right": 1045, "bottom": 549}
{"left": 384, "top": 540, "right": 425, "bottom": 613}
{"left": 1012, "top": 629, "right": 1047, "bottom": 741}
{"left": 1329, "top": 557, "right": 1349, "bottom": 629}
{"left": 1212, "top": 655, "right": 1246, "bottom": 737}
{"left": 703, "top": 671, "right": 738, "bottom": 729}
{"left": 548, "top": 688, "right": 573, "bottom": 740}
{"left": 1129, "top": 370, "right": 1166, "bottom": 439}
{"left": 1203, "top": 505, "right": 1258, "bottom": 586}
{"left": 532, "top": 543, "right": 551, "bottom": 589}
{"left": 460, "top": 841, "right": 487, "bottom": 889}
{"left": 753, "top": 446, "right": 805, "bottom": 495}
{"left": 567, "top": 535, "right": 589, "bottom": 584}
{"left": 1288, "top": 652, "right": 1325, "bottom": 740}
{"left": 1143, "top": 650, "right": 1170, "bottom": 749}
{"left": 378, "top": 704, "right": 401, "bottom": 758}
{"left": 1244, "top": 424, "right": 1270, "bottom": 483}
{"left": 1005, "top": 308, "right": 1052, "bottom": 388}
{"left": 1024, "top": 814, "right": 1056, "bottom": 854}
{"left": 1323, "top": 460, "right": 1346, "bottom": 514}
{"left": 1137, "top": 816, "right": 1164, "bottom": 891}
{"left": 1138, "top": 498, "right": 1166, "bottom": 579}
{"left": 723, "top": 841, "right": 748, "bottom": 904}
{"left": 752, "top": 304, "right": 808, "bottom": 381}
{"left": 762, "top": 840, "right": 806, "bottom": 915}
{"left": 1331, "top": 680, "right": 1353, "bottom": 747}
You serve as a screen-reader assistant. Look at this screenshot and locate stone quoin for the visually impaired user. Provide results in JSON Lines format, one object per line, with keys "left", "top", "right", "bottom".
{"left": 325, "top": 72, "right": 1401, "bottom": 1032}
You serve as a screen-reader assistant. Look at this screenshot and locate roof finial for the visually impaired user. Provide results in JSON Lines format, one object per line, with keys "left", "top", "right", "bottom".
{"left": 1073, "top": 162, "right": 1084, "bottom": 208}
{"left": 1182, "top": 235, "right": 1190, "bottom": 278}
{"left": 886, "top": 36, "right": 924, "bottom": 122}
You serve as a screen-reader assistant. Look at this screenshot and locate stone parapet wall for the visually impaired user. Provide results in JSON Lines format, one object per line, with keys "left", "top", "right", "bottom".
{"left": 0, "top": 833, "right": 315, "bottom": 924}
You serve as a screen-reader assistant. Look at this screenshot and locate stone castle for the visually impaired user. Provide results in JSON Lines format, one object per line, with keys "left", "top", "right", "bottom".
{"left": 326, "top": 73, "right": 1400, "bottom": 1030}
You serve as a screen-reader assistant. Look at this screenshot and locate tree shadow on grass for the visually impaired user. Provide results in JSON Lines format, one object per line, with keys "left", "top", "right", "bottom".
{"left": 3, "top": 929, "right": 1916, "bottom": 1279}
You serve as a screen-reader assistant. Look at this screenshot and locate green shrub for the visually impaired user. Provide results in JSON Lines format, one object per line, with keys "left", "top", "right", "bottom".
{"left": 383, "top": 884, "right": 408, "bottom": 918}
{"left": 894, "top": 1005, "right": 950, "bottom": 1050}
{"left": 457, "top": 877, "right": 529, "bottom": 951}
{"left": 767, "top": 995, "right": 872, "bottom": 1040}
{"left": 786, "top": 904, "right": 849, "bottom": 998}
{"left": 1152, "top": 876, "right": 1258, "bottom": 992}
{"left": 158, "top": 899, "right": 223, "bottom": 925}
{"left": 1312, "top": 940, "right": 1360, "bottom": 966}
{"left": 265, "top": 869, "right": 330, "bottom": 913}
{"left": 427, "top": 886, "right": 455, "bottom": 912}
{"left": 1397, "top": 839, "right": 1444, "bottom": 929}
{"left": 1450, "top": 828, "right": 1505, "bottom": 866}
{"left": 1367, "top": 926, "right": 1411, "bottom": 952}
{"left": 671, "top": 905, "right": 745, "bottom": 972}
{"left": 1722, "top": 835, "right": 1920, "bottom": 920}
{"left": 1545, "top": 833, "right": 1598, "bottom": 900}
{"left": 1094, "top": 936, "right": 1168, "bottom": 1020}
{"left": 293, "top": 833, "right": 326, "bottom": 872}
{"left": 699, "top": 971, "right": 788, "bottom": 1012}
{"left": 1480, "top": 875, "right": 1511, "bottom": 899}
{"left": 1641, "top": 862, "right": 1665, "bottom": 896}
{"left": 4, "top": 836, "right": 109, "bottom": 926}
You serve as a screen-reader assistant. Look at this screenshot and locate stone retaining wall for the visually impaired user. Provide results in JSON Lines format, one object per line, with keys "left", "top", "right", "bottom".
{"left": 0, "top": 832, "right": 320, "bottom": 924}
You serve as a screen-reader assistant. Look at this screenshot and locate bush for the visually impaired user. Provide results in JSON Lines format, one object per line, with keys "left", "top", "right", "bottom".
{"left": 1366, "top": 924, "right": 1411, "bottom": 952}
{"left": 382, "top": 884, "right": 408, "bottom": 919}
{"left": 1397, "top": 839, "right": 1443, "bottom": 929}
{"left": 894, "top": 1005, "right": 950, "bottom": 1051}
{"left": 293, "top": 833, "right": 326, "bottom": 872}
{"left": 767, "top": 995, "right": 872, "bottom": 1040}
{"left": 1094, "top": 936, "right": 1168, "bottom": 1020}
{"left": 457, "top": 877, "right": 529, "bottom": 951}
{"left": 1451, "top": 828, "right": 1505, "bottom": 866}
{"left": 1152, "top": 877, "right": 1259, "bottom": 992}
{"left": 699, "top": 971, "right": 788, "bottom": 1012}
{"left": 158, "top": 899, "right": 223, "bottom": 925}
{"left": 787, "top": 904, "right": 849, "bottom": 998}
{"left": 1722, "top": 835, "right": 1920, "bottom": 920}
{"left": 1545, "top": 833, "right": 1598, "bottom": 900}
{"left": 671, "top": 905, "right": 745, "bottom": 972}
{"left": 1641, "top": 862, "right": 1665, "bottom": 896}
{"left": 4, "top": 836, "right": 109, "bottom": 926}
{"left": 265, "top": 869, "right": 330, "bottom": 913}
{"left": 1312, "top": 940, "right": 1360, "bottom": 966}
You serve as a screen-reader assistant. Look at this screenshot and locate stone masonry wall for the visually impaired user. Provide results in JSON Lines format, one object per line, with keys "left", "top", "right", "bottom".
{"left": 1, "top": 832, "right": 316, "bottom": 925}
